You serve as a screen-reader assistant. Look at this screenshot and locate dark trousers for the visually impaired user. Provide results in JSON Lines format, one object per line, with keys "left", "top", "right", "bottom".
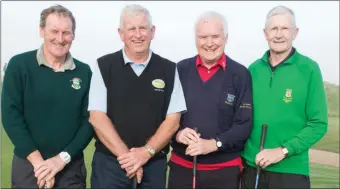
{"left": 240, "top": 164, "right": 310, "bottom": 189}
{"left": 11, "top": 155, "right": 86, "bottom": 188}
{"left": 168, "top": 161, "right": 241, "bottom": 189}
{"left": 91, "top": 151, "right": 167, "bottom": 189}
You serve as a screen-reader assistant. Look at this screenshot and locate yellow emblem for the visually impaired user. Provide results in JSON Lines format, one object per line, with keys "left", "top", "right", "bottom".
{"left": 152, "top": 79, "right": 165, "bottom": 89}
{"left": 283, "top": 89, "right": 292, "bottom": 103}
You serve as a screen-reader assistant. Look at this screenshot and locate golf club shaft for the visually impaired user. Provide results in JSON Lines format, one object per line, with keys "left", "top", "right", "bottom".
{"left": 193, "top": 155, "right": 197, "bottom": 189}
{"left": 132, "top": 176, "right": 137, "bottom": 189}
{"left": 192, "top": 127, "right": 198, "bottom": 189}
{"left": 255, "top": 124, "right": 268, "bottom": 189}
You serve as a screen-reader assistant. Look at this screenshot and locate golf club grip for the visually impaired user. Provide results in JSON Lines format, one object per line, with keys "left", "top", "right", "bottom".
{"left": 193, "top": 156, "right": 197, "bottom": 175}
{"left": 259, "top": 124, "right": 268, "bottom": 151}
{"left": 132, "top": 176, "right": 137, "bottom": 189}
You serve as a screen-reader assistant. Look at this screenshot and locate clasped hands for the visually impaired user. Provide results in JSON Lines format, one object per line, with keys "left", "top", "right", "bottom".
{"left": 117, "top": 146, "right": 152, "bottom": 184}
{"left": 33, "top": 155, "right": 66, "bottom": 188}
{"left": 176, "top": 127, "right": 218, "bottom": 156}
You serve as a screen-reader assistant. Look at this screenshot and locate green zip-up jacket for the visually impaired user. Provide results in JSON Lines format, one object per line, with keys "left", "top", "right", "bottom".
{"left": 242, "top": 48, "right": 328, "bottom": 176}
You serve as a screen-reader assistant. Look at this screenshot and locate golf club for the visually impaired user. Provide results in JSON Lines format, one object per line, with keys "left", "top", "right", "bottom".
{"left": 132, "top": 176, "right": 138, "bottom": 189}
{"left": 192, "top": 127, "right": 199, "bottom": 189}
{"left": 254, "top": 124, "right": 268, "bottom": 189}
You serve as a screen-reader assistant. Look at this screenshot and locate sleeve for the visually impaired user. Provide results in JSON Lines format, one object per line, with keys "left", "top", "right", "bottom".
{"left": 64, "top": 68, "right": 94, "bottom": 158}
{"left": 87, "top": 60, "right": 107, "bottom": 113}
{"left": 283, "top": 64, "right": 328, "bottom": 156}
{"left": 166, "top": 67, "right": 187, "bottom": 115}
{"left": 216, "top": 69, "right": 253, "bottom": 151}
{"left": 1, "top": 56, "right": 38, "bottom": 158}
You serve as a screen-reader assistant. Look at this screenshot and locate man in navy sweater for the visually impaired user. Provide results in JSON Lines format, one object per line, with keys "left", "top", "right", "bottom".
{"left": 168, "top": 11, "right": 253, "bottom": 189}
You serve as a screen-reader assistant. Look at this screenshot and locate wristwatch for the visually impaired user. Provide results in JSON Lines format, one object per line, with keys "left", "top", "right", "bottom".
{"left": 215, "top": 137, "right": 223, "bottom": 150}
{"left": 144, "top": 145, "right": 156, "bottom": 157}
{"left": 59, "top": 152, "right": 71, "bottom": 164}
{"left": 281, "top": 146, "right": 289, "bottom": 157}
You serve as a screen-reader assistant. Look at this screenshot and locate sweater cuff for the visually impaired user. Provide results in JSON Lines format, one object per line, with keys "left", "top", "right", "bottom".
{"left": 15, "top": 145, "right": 37, "bottom": 159}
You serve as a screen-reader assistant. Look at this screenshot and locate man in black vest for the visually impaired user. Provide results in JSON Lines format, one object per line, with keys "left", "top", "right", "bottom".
{"left": 88, "top": 4, "right": 186, "bottom": 189}
{"left": 168, "top": 11, "right": 253, "bottom": 189}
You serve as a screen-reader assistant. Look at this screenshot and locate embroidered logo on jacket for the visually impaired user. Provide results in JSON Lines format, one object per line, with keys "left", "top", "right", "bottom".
{"left": 70, "top": 77, "right": 82, "bottom": 90}
{"left": 283, "top": 89, "right": 293, "bottom": 103}
{"left": 225, "top": 93, "right": 235, "bottom": 105}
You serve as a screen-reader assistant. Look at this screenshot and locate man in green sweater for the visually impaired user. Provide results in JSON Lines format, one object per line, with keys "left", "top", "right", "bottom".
{"left": 1, "top": 5, "right": 93, "bottom": 188}
{"left": 241, "top": 5, "right": 328, "bottom": 188}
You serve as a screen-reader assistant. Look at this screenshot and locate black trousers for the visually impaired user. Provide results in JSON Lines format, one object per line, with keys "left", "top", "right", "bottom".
{"left": 240, "top": 163, "right": 310, "bottom": 189}
{"left": 168, "top": 161, "right": 241, "bottom": 189}
{"left": 91, "top": 151, "right": 167, "bottom": 189}
{"left": 11, "top": 155, "right": 86, "bottom": 188}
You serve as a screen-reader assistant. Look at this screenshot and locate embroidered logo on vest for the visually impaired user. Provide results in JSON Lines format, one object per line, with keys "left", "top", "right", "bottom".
{"left": 152, "top": 79, "right": 165, "bottom": 92}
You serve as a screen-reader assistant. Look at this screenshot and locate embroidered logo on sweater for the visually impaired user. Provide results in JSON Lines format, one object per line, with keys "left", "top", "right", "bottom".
{"left": 225, "top": 93, "right": 235, "bottom": 105}
{"left": 283, "top": 89, "right": 293, "bottom": 103}
{"left": 152, "top": 79, "right": 165, "bottom": 92}
{"left": 70, "top": 77, "right": 82, "bottom": 90}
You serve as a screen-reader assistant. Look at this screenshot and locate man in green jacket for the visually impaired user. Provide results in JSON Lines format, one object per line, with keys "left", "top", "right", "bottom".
{"left": 241, "top": 5, "right": 328, "bottom": 188}
{"left": 1, "top": 5, "right": 93, "bottom": 188}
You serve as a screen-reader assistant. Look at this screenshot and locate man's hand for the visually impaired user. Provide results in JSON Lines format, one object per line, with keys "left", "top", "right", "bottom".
{"left": 117, "top": 147, "right": 151, "bottom": 176}
{"left": 136, "top": 167, "right": 143, "bottom": 183}
{"left": 185, "top": 138, "right": 217, "bottom": 156}
{"left": 255, "top": 147, "right": 285, "bottom": 168}
{"left": 176, "top": 128, "right": 200, "bottom": 145}
{"left": 44, "top": 177, "right": 55, "bottom": 189}
{"left": 35, "top": 155, "right": 66, "bottom": 185}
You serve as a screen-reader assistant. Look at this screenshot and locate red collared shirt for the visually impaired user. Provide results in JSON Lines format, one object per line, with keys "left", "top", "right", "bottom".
{"left": 196, "top": 54, "right": 227, "bottom": 82}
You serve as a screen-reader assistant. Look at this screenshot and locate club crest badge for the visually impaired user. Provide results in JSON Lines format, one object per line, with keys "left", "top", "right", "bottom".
{"left": 283, "top": 89, "right": 293, "bottom": 103}
{"left": 70, "top": 77, "right": 82, "bottom": 90}
{"left": 225, "top": 93, "right": 235, "bottom": 105}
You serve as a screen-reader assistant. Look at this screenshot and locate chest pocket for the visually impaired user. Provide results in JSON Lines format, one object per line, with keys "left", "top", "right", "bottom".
{"left": 218, "top": 74, "right": 238, "bottom": 129}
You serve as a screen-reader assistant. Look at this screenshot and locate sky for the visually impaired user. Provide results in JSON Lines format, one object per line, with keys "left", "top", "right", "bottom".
{"left": 1, "top": 1, "right": 339, "bottom": 84}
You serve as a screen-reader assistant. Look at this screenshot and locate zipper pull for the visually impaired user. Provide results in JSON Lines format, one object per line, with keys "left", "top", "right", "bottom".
{"left": 270, "top": 72, "right": 274, "bottom": 87}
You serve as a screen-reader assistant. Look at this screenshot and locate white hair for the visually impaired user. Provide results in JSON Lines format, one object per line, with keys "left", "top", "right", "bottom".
{"left": 119, "top": 4, "right": 153, "bottom": 29}
{"left": 265, "top": 5, "right": 296, "bottom": 29}
{"left": 194, "top": 11, "right": 228, "bottom": 37}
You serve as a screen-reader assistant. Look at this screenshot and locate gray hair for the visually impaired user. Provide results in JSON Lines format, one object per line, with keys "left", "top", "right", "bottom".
{"left": 40, "top": 4, "right": 76, "bottom": 34}
{"left": 265, "top": 5, "right": 296, "bottom": 29}
{"left": 119, "top": 4, "right": 153, "bottom": 29}
{"left": 194, "top": 11, "right": 228, "bottom": 37}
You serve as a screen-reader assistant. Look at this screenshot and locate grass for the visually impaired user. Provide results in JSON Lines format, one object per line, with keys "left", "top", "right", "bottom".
{"left": 1, "top": 126, "right": 340, "bottom": 188}
{"left": 312, "top": 117, "right": 339, "bottom": 153}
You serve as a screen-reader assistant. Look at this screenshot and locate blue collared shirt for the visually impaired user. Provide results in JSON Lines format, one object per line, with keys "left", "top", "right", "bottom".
{"left": 88, "top": 49, "right": 186, "bottom": 115}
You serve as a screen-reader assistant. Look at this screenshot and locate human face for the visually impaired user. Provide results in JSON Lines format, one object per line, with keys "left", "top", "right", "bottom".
{"left": 264, "top": 14, "right": 299, "bottom": 54}
{"left": 40, "top": 13, "right": 74, "bottom": 59}
{"left": 118, "top": 13, "right": 155, "bottom": 58}
{"left": 195, "top": 17, "right": 227, "bottom": 65}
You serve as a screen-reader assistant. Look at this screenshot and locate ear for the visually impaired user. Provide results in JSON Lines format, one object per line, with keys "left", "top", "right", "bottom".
{"left": 292, "top": 27, "right": 299, "bottom": 40}
{"left": 263, "top": 28, "right": 269, "bottom": 41}
{"left": 39, "top": 27, "right": 44, "bottom": 38}
{"left": 225, "top": 34, "right": 228, "bottom": 44}
{"left": 150, "top": 25, "right": 156, "bottom": 40}
{"left": 118, "top": 28, "right": 124, "bottom": 42}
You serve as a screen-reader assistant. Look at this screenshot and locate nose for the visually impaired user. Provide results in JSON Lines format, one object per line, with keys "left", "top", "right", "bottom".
{"left": 135, "top": 28, "right": 142, "bottom": 38}
{"left": 206, "top": 37, "right": 213, "bottom": 47}
{"left": 275, "top": 28, "right": 284, "bottom": 38}
{"left": 56, "top": 33, "right": 64, "bottom": 43}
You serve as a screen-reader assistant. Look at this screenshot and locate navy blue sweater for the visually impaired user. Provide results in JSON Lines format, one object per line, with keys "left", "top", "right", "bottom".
{"left": 171, "top": 55, "right": 253, "bottom": 164}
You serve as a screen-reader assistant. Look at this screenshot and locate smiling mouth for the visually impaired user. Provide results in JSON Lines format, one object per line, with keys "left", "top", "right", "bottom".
{"left": 133, "top": 40, "right": 144, "bottom": 44}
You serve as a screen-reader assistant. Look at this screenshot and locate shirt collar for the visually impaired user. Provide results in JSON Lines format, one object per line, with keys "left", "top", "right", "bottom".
{"left": 196, "top": 54, "right": 227, "bottom": 71}
{"left": 36, "top": 44, "right": 75, "bottom": 72}
{"left": 122, "top": 47, "right": 153, "bottom": 67}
